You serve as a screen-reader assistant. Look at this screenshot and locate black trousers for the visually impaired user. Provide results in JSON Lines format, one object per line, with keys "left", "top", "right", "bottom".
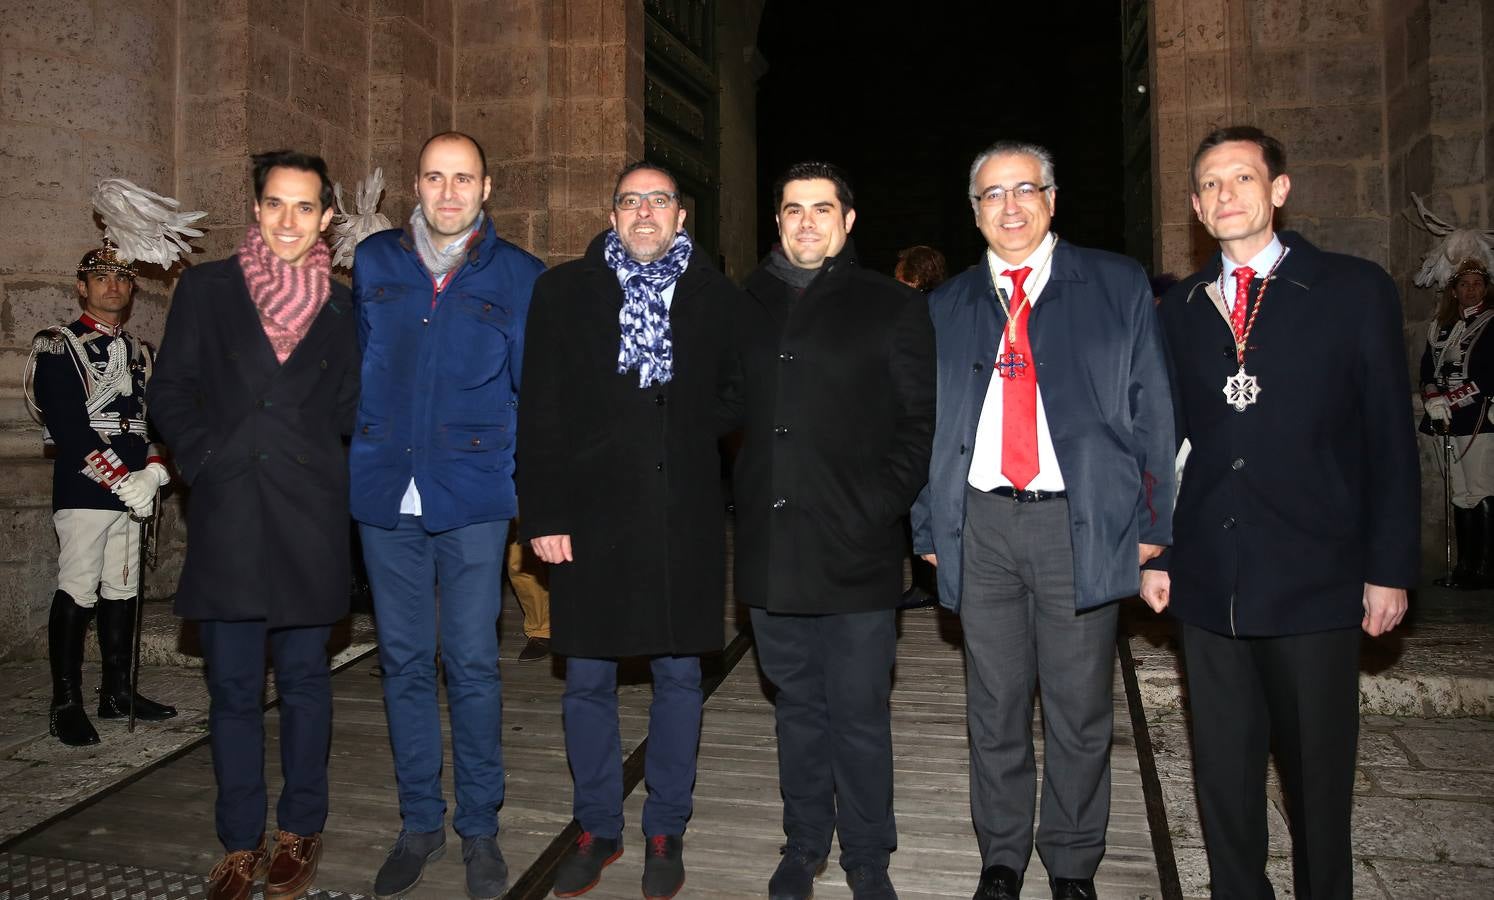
{"left": 1181, "top": 623, "right": 1360, "bottom": 900}
{"left": 750, "top": 606, "right": 897, "bottom": 870}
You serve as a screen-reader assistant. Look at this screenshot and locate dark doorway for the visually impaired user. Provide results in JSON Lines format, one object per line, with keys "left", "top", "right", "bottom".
{"left": 754, "top": 0, "right": 1129, "bottom": 278}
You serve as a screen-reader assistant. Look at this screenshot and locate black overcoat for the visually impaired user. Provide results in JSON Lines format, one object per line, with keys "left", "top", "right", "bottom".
{"left": 517, "top": 233, "right": 739, "bottom": 658}
{"left": 148, "top": 257, "right": 360, "bottom": 627}
{"left": 730, "top": 246, "right": 936, "bottom": 615}
{"left": 1155, "top": 232, "right": 1419, "bottom": 637}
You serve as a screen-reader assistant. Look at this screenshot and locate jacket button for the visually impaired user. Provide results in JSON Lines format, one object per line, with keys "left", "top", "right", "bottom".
{"left": 405, "top": 447, "right": 412, "bottom": 453}
{"left": 656, "top": 462, "right": 664, "bottom": 472}
{"left": 655, "top": 393, "right": 667, "bottom": 406}
{"left": 972, "top": 362, "right": 982, "bottom": 372}
{"left": 296, "top": 454, "right": 308, "bottom": 464}
{"left": 319, "top": 359, "right": 328, "bottom": 369}
{"left": 228, "top": 351, "right": 239, "bottom": 360}
{"left": 471, "top": 438, "right": 481, "bottom": 446}
{"left": 361, "top": 425, "right": 370, "bottom": 434}
{"left": 774, "top": 425, "right": 789, "bottom": 436}
{"left": 959, "top": 444, "right": 967, "bottom": 454}
{"left": 1222, "top": 516, "right": 1236, "bottom": 529}
{"left": 422, "top": 317, "right": 429, "bottom": 326}
{"left": 483, "top": 303, "right": 492, "bottom": 312}
{"left": 772, "top": 497, "right": 788, "bottom": 510}
{"left": 259, "top": 452, "right": 269, "bottom": 462}
{"left": 255, "top": 399, "right": 264, "bottom": 409}
{"left": 1232, "top": 458, "right": 1245, "bottom": 470}
{"left": 1223, "top": 345, "right": 1235, "bottom": 359}
{"left": 779, "top": 352, "right": 795, "bottom": 361}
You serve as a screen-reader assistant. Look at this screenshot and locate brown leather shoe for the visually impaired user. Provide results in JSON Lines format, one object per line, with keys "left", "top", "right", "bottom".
{"left": 206, "top": 838, "right": 268, "bottom": 900}
{"left": 265, "top": 829, "right": 323, "bottom": 899}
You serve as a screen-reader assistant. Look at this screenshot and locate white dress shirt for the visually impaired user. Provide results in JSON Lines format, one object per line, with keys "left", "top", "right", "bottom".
{"left": 967, "top": 232, "right": 1066, "bottom": 492}
{"left": 1220, "top": 234, "right": 1288, "bottom": 314}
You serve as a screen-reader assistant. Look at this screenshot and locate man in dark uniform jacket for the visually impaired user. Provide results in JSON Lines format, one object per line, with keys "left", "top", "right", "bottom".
{"left": 26, "top": 242, "right": 177, "bottom": 747}
{"left": 520, "top": 161, "right": 740, "bottom": 900}
{"left": 150, "top": 150, "right": 358, "bottom": 900}
{"left": 729, "top": 162, "right": 935, "bottom": 900}
{"left": 1142, "top": 126, "right": 1417, "bottom": 899}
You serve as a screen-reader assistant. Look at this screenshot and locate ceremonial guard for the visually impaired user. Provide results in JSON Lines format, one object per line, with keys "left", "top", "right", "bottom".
{"left": 24, "top": 239, "right": 178, "bottom": 746}
{"left": 1420, "top": 257, "right": 1494, "bottom": 589}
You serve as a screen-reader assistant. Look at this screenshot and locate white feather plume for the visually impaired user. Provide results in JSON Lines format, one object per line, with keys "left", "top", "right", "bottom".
{"left": 90, "top": 178, "right": 206, "bottom": 268}
{"left": 1408, "top": 192, "right": 1494, "bottom": 289}
{"left": 331, "top": 168, "right": 393, "bottom": 268}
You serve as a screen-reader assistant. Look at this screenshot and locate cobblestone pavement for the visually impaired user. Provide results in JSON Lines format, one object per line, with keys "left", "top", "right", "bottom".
{"left": 1126, "top": 586, "right": 1494, "bottom": 899}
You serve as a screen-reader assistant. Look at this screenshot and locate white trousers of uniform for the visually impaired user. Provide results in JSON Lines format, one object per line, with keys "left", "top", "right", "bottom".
{"left": 54, "top": 508, "right": 138, "bottom": 607}
{"left": 1441, "top": 435, "right": 1494, "bottom": 508}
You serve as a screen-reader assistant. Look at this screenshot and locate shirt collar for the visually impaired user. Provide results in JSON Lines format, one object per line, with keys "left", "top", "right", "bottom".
{"left": 1221, "top": 233, "right": 1286, "bottom": 283}
{"left": 986, "top": 231, "right": 1056, "bottom": 276}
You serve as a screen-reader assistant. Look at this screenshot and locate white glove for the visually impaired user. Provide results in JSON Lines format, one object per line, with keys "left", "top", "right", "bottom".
{"left": 1425, "top": 394, "right": 1451, "bottom": 424}
{"left": 115, "top": 462, "right": 168, "bottom": 517}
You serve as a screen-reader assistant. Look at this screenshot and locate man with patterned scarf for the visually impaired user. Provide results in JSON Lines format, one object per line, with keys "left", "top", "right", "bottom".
{"left": 150, "top": 150, "right": 359, "bottom": 900}
{"left": 519, "top": 161, "right": 742, "bottom": 899}
{"left": 350, "top": 131, "right": 545, "bottom": 900}
{"left": 26, "top": 242, "right": 178, "bottom": 748}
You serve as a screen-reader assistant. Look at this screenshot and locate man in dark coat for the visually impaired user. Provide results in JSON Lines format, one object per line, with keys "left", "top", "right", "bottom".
{"left": 26, "top": 242, "right": 178, "bottom": 747}
{"left": 519, "top": 161, "right": 738, "bottom": 900}
{"left": 149, "top": 150, "right": 358, "bottom": 900}
{"left": 730, "top": 161, "right": 935, "bottom": 900}
{"left": 1141, "top": 126, "right": 1417, "bottom": 899}
{"left": 911, "top": 141, "right": 1175, "bottom": 900}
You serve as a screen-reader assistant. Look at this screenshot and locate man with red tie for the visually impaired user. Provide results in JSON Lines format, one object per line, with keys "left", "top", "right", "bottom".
{"left": 911, "top": 141, "right": 1174, "bottom": 900}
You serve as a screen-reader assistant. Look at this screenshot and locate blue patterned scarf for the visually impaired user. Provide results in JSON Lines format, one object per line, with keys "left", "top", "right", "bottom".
{"left": 604, "top": 229, "right": 693, "bottom": 387}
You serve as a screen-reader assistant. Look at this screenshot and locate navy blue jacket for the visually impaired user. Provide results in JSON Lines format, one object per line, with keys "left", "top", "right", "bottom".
{"left": 911, "top": 240, "right": 1175, "bottom": 612}
{"left": 349, "top": 220, "right": 545, "bottom": 531}
{"left": 1154, "top": 232, "right": 1419, "bottom": 636}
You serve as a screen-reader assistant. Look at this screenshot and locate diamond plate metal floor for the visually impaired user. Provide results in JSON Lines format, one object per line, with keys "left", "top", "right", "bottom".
{"left": 0, "top": 851, "right": 369, "bottom": 899}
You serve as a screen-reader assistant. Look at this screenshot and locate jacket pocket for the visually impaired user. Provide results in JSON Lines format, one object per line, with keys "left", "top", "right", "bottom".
{"left": 442, "top": 296, "right": 513, "bottom": 388}
{"left": 439, "top": 423, "right": 512, "bottom": 471}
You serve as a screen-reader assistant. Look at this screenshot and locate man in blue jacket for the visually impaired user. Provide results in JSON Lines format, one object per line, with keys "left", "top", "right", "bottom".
{"left": 911, "top": 141, "right": 1174, "bottom": 900}
{"left": 351, "top": 131, "right": 545, "bottom": 900}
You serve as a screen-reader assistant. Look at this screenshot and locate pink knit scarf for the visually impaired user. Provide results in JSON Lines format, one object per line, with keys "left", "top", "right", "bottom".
{"left": 236, "top": 226, "right": 332, "bottom": 363}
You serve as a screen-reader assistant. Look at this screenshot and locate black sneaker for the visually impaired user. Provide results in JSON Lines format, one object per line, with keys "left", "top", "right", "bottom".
{"left": 847, "top": 864, "right": 898, "bottom": 899}
{"left": 462, "top": 835, "right": 508, "bottom": 900}
{"left": 517, "top": 637, "right": 551, "bottom": 662}
{"left": 768, "top": 844, "right": 827, "bottom": 900}
{"left": 373, "top": 829, "right": 446, "bottom": 900}
{"left": 642, "top": 834, "right": 685, "bottom": 899}
{"left": 552, "top": 831, "right": 622, "bottom": 897}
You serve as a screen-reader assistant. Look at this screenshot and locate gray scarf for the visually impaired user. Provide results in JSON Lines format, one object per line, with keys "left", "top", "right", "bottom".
{"left": 409, "top": 206, "right": 484, "bottom": 279}
{"left": 767, "top": 246, "right": 820, "bottom": 291}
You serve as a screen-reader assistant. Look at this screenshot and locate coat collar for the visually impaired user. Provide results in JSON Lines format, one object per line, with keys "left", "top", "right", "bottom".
{"left": 1184, "top": 230, "right": 1324, "bottom": 305}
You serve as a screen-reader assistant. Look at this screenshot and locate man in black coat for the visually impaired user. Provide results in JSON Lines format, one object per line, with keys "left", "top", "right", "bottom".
{"left": 519, "top": 161, "right": 739, "bottom": 899}
{"left": 150, "top": 150, "right": 359, "bottom": 900}
{"left": 1141, "top": 126, "right": 1418, "bottom": 899}
{"left": 730, "top": 162, "right": 935, "bottom": 900}
{"left": 26, "top": 242, "right": 178, "bottom": 747}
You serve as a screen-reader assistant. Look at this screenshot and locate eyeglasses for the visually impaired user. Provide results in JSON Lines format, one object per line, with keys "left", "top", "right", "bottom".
{"left": 971, "top": 183, "right": 1053, "bottom": 205}
{"left": 614, "top": 191, "right": 679, "bottom": 210}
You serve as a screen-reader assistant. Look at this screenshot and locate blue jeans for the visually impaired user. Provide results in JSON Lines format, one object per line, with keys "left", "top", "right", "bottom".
{"left": 360, "top": 516, "right": 507, "bottom": 837}
{"left": 563, "top": 655, "right": 703, "bottom": 838}
{"left": 200, "top": 620, "right": 332, "bottom": 851}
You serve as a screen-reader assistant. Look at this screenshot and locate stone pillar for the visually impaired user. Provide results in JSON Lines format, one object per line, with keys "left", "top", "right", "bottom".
{"left": 371, "top": 0, "right": 454, "bottom": 227}
{"left": 715, "top": 1, "right": 766, "bottom": 282}
{"left": 0, "top": 1, "right": 178, "bottom": 659}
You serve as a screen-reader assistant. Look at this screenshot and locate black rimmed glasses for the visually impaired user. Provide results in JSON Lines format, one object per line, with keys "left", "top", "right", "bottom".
{"left": 614, "top": 191, "right": 680, "bottom": 210}
{"left": 971, "top": 183, "right": 1054, "bottom": 205}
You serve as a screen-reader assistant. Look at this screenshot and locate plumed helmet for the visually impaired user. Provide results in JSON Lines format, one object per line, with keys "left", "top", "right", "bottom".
{"left": 76, "top": 240, "right": 137, "bottom": 280}
{"left": 1452, "top": 256, "right": 1491, "bottom": 284}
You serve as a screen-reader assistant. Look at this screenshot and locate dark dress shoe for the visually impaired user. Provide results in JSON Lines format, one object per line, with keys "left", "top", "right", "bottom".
{"left": 265, "top": 830, "right": 321, "bottom": 899}
{"left": 974, "top": 864, "right": 1022, "bottom": 899}
{"left": 768, "top": 844, "right": 827, "bottom": 900}
{"left": 1050, "top": 876, "right": 1097, "bottom": 899}
{"left": 518, "top": 636, "right": 551, "bottom": 662}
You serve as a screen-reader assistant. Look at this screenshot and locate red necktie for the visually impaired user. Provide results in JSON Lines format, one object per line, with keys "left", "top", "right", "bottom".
{"left": 1230, "top": 265, "right": 1255, "bottom": 343}
{"left": 1000, "top": 267, "right": 1038, "bottom": 490}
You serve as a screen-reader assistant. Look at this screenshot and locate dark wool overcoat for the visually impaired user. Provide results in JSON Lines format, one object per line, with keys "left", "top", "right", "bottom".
{"left": 731, "top": 245, "right": 936, "bottom": 615}
{"left": 1155, "top": 232, "right": 1419, "bottom": 637}
{"left": 148, "top": 257, "right": 360, "bottom": 627}
{"left": 517, "top": 233, "right": 740, "bottom": 658}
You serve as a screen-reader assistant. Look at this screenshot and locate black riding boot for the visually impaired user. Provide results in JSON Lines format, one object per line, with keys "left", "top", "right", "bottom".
{"left": 96, "top": 597, "right": 178, "bottom": 721}
{"left": 48, "top": 590, "right": 100, "bottom": 746}
{"left": 1436, "top": 504, "right": 1484, "bottom": 589}
{"left": 1473, "top": 498, "right": 1494, "bottom": 590}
